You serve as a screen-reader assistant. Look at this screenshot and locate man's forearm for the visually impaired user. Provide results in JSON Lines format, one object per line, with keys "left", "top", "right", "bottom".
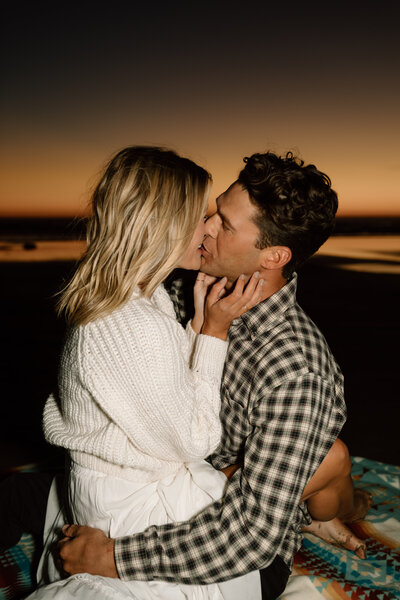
{"left": 114, "top": 376, "right": 336, "bottom": 584}
{"left": 114, "top": 472, "right": 288, "bottom": 584}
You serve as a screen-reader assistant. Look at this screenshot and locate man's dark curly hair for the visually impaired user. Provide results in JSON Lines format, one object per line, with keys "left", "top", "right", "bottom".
{"left": 238, "top": 151, "right": 338, "bottom": 278}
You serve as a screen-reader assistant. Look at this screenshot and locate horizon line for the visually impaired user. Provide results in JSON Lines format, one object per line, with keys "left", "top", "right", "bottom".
{"left": 1, "top": 213, "right": 400, "bottom": 220}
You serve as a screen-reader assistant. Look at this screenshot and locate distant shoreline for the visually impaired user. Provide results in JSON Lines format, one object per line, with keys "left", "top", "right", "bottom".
{"left": 0, "top": 216, "right": 400, "bottom": 242}
{"left": 1, "top": 235, "right": 399, "bottom": 273}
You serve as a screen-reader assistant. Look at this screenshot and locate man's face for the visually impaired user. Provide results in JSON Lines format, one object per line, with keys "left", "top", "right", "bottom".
{"left": 200, "top": 182, "right": 262, "bottom": 283}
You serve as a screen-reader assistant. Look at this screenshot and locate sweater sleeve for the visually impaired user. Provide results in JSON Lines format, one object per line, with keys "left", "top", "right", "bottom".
{"left": 185, "top": 320, "right": 197, "bottom": 360}
{"left": 80, "top": 303, "right": 227, "bottom": 464}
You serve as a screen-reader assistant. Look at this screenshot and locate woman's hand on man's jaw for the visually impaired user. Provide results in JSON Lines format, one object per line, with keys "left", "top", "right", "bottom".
{"left": 192, "top": 272, "right": 218, "bottom": 333}
{"left": 202, "top": 272, "right": 264, "bottom": 340}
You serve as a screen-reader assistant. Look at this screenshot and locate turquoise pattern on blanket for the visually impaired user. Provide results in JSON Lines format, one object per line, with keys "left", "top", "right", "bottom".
{"left": 285, "top": 456, "right": 400, "bottom": 600}
{"left": 302, "top": 535, "right": 400, "bottom": 594}
{"left": 352, "top": 457, "right": 400, "bottom": 525}
{"left": 1, "top": 457, "right": 399, "bottom": 599}
{"left": 0, "top": 533, "right": 35, "bottom": 600}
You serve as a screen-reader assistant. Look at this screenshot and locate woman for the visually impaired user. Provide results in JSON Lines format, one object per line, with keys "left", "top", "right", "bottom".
{"left": 30, "top": 146, "right": 264, "bottom": 599}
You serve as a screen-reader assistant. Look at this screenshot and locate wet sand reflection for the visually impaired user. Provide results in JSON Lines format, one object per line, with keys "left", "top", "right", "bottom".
{"left": 317, "top": 236, "right": 400, "bottom": 274}
{"left": 0, "top": 236, "right": 399, "bottom": 274}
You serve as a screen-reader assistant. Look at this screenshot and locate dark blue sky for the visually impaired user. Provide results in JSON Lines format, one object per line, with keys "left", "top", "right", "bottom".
{"left": 1, "top": 1, "right": 399, "bottom": 215}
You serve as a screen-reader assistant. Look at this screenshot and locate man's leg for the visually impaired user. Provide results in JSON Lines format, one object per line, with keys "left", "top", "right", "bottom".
{"left": 0, "top": 472, "right": 53, "bottom": 552}
{"left": 301, "top": 438, "right": 371, "bottom": 522}
{"left": 300, "top": 439, "right": 371, "bottom": 559}
{"left": 223, "top": 439, "right": 371, "bottom": 523}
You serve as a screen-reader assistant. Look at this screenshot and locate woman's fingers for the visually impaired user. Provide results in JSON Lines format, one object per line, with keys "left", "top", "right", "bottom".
{"left": 207, "top": 276, "right": 227, "bottom": 304}
{"left": 231, "top": 272, "right": 258, "bottom": 301}
{"left": 202, "top": 272, "right": 264, "bottom": 340}
{"left": 240, "top": 272, "right": 264, "bottom": 312}
{"left": 196, "top": 272, "right": 217, "bottom": 285}
{"left": 222, "top": 272, "right": 264, "bottom": 314}
{"left": 202, "top": 274, "right": 217, "bottom": 287}
{"left": 194, "top": 273, "right": 218, "bottom": 298}
{"left": 230, "top": 274, "right": 246, "bottom": 298}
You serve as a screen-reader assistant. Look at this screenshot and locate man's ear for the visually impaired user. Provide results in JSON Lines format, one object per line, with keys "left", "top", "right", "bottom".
{"left": 259, "top": 246, "right": 292, "bottom": 271}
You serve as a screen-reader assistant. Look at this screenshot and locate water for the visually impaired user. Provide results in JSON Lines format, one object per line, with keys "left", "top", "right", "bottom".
{"left": 318, "top": 236, "right": 400, "bottom": 274}
{"left": 0, "top": 235, "right": 399, "bottom": 468}
{"left": 0, "top": 240, "right": 86, "bottom": 262}
{"left": 0, "top": 235, "right": 399, "bottom": 271}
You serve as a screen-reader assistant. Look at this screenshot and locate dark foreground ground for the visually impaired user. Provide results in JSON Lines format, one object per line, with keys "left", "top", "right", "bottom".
{"left": 0, "top": 257, "right": 398, "bottom": 471}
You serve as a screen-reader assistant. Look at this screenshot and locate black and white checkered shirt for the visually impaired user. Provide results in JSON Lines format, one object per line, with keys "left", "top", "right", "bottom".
{"left": 114, "top": 274, "right": 346, "bottom": 583}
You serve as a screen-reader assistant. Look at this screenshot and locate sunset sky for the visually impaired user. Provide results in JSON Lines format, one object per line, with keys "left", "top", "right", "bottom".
{"left": 1, "top": 1, "right": 399, "bottom": 217}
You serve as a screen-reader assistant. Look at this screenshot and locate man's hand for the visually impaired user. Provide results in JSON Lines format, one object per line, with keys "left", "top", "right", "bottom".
{"left": 220, "top": 463, "right": 242, "bottom": 480}
{"left": 58, "top": 524, "right": 118, "bottom": 578}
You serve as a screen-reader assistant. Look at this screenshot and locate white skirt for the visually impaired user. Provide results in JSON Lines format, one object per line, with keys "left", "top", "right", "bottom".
{"left": 28, "top": 461, "right": 261, "bottom": 599}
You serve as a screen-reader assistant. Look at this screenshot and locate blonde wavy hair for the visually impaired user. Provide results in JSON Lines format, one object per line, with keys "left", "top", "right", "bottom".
{"left": 58, "top": 146, "right": 211, "bottom": 325}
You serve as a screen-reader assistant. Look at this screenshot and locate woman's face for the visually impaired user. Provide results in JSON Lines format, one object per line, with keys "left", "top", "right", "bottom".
{"left": 177, "top": 216, "right": 207, "bottom": 270}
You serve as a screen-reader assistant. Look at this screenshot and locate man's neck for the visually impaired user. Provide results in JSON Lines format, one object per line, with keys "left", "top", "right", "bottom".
{"left": 226, "top": 271, "right": 287, "bottom": 303}
{"left": 260, "top": 273, "right": 287, "bottom": 302}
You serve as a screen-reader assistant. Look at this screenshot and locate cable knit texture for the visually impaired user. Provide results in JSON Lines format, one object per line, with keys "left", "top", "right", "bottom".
{"left": 43, "top": 285, "right": 227, "bottom": 483}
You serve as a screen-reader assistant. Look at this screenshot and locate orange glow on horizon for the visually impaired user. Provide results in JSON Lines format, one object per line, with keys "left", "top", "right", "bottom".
{"left": 1, "top": 147, "right": 399, "bottom": 218}
{"left": 2, "top": 3, "right": 399, "bottom": 220}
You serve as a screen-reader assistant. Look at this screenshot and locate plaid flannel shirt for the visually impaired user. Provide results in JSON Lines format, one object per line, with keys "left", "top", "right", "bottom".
{"left": 114, "top": 273, "right": 346, "bottom": 583}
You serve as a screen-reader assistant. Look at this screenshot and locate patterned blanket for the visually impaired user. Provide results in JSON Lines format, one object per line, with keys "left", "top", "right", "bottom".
{"left": 0, "top": 457, "right": 399, "bottom": 599}
{"left": 283, "top": 457, "right": 400, "bottom": 599}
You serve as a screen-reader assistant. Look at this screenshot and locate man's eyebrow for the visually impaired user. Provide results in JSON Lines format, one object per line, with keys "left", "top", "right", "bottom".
{"left": 216, "top": 198, "right": 235, "bottom": 230}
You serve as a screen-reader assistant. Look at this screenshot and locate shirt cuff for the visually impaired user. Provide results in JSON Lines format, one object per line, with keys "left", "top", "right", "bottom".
{"left": 192, "top": 333, "right": 228, "bottom": 382}
{"left": 114, "top": 534, "right": 149, "bottom": 581}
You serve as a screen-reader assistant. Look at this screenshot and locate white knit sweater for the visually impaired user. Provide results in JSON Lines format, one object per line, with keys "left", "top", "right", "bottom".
{"left": 43, "top": 285, "right": 228, "bottom": 483}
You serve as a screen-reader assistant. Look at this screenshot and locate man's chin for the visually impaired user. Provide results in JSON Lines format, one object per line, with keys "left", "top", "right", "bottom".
{"left": 199, "top": 265, "right": 225, "bottom": 278}
{"left": 200, "top": 261, "right": 218, "bottom": 276}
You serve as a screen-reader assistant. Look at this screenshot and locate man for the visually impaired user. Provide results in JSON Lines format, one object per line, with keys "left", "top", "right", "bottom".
{"left": 54, "top": 152, "right": 365, "bottom": 598}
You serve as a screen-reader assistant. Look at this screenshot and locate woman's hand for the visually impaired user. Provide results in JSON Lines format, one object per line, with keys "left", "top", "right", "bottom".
{"left": 192, "top": 272, "right": 218, "bottom": 333}
{"left": 202, "top": 272, "right": 264, "bottom": 340}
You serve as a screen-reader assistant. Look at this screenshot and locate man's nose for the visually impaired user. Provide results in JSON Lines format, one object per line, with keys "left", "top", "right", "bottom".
{"left": 205, "top": 213, "right": 220, "bottom": 237}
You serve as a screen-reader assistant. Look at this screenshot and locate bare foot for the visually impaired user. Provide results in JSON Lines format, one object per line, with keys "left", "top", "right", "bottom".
{"left": 303, "top": 518, "right": 367, "bottom": 559}
{"left": 341, "top": 489, "right": 373, "bottom": 523}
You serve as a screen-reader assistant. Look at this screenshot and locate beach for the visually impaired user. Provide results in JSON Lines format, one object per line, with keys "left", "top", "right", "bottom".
{"left": 0, "top": 236, "right": 399, "bottom": 470}
{"left": 296, "top": 253, "right": 399, "bottom": 465}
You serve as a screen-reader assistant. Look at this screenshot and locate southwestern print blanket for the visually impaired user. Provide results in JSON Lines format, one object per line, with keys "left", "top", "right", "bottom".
{"left": 0, "top": 457, "right": 399, "bottom": 599}
{"left": 282, "top": 457, "right": 400, "bottom": 599}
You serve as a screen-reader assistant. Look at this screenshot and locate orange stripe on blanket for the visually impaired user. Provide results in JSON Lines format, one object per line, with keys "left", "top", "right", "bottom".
{"left": 351, "top": 520, "right": 399, "bottom": 552}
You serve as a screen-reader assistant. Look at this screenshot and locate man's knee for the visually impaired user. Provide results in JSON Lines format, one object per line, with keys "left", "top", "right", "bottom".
{"left": 329, "top": 438, "right": 351, "bottom": 479}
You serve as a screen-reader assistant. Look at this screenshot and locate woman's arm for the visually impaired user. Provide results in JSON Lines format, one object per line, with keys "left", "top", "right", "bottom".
{"left": 81, "top": 303, "right": 227, "bottom": 463}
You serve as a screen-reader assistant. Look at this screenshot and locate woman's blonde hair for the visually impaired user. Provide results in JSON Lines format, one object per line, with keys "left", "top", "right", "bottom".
{"left": 58, "top": 146, "right": 211, "bottom": 325}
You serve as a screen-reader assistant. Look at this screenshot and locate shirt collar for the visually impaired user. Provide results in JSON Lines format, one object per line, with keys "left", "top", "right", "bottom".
{"left": 230, "top": 273, "right": 298, "bottom": 338}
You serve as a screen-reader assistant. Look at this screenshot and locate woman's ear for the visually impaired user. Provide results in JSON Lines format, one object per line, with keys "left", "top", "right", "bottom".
{"left": 259, "top": 246, "right": 292, "bottom": 271}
